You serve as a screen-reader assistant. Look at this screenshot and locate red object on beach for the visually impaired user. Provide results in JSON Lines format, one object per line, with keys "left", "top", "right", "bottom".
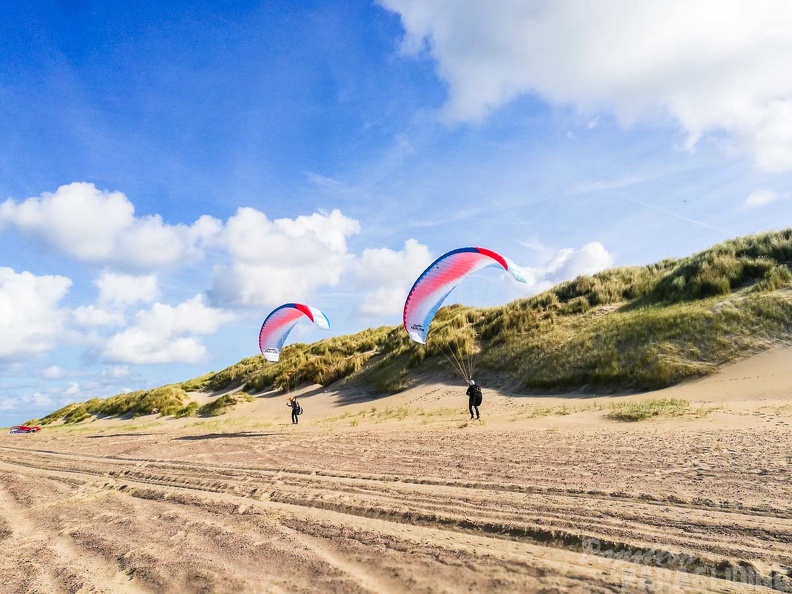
{"left": 8, "top": 425, "right": 41, "bottom": 434}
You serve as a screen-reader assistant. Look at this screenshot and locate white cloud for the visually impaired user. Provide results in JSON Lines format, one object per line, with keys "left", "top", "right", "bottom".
{"left": 350, "top": 239, "right": 434, "bottom": 317}
{"left": 743, "top": 190, "right": 789, "bottom": 208}
{"left": 0, "top": 361, "right": 24, "bottom": 375}
{"left": 102, "top": 295, "right": 233, "bottom": 364}
{"left": 107, "top": 366, "right": 130, "bottom": 379}
{"left": 209, "top": 207, "right": 361, "bottom": 307}
{"left": 500, "top": 242, "right": 616, "bottom": 302}
{"left": 0, "top": 392, "right": 56, "bottom": 411}
{"left": 73, "top": 267, "right": 161, "bottom": 329}
{"left": 104, "top": 333, "right": 209, "bottom": 365}
{"left": 72, "top": 305, "right": 125, "bottom": 327}
{"left": 381, "top": 0, "right": 792, "bottom": 171}
{"left": 544, "top": 242, "right": 616, "bottom": 280}
{"left": 356, "top": 286, "right": 410, "bottom": 318}
{"left": 96, "top": 272, "right": 159, "bottom": 306}
{"left": 64, "top": 382, "right": 80, "bottom": 397}
{"left": 40, "top": 365, "right": 67, "bottom": 380}
{"left": 0, "top": 268, "right": 72, "bottom": 360}
{"left": 0, "top": 182, "right": 222, "bottom": 270}
{"left": 0, "top": 383, "right": 88, "bottom": 415}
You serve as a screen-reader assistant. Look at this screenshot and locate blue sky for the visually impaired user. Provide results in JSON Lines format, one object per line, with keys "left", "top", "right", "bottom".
{"left": 1, "top": 0, "right": 791, "bottom": 426}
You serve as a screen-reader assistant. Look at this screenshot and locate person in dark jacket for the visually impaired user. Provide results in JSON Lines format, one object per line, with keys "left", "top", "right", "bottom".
{"left": 466, "top": 379, "right": 481, "bottom": 420}
{"left": 287, "top": 396, "right": 301, "bottom": 424}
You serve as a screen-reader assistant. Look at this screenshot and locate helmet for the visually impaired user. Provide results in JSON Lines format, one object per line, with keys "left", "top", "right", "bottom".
{"left": 468, "top": 379, "right": 475, "bottom": 386}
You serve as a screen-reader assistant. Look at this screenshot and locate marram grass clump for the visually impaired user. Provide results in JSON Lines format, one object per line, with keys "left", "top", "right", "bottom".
{"left": 606, "top": 398, "right": 691, "bottom": 422}
{"left": 197, "top": 393, "right": 255, "bottom": 417}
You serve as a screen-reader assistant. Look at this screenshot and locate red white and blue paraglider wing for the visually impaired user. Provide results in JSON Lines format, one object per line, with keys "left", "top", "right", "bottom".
{"left": 403, "top": 247, "right": 528, "bottom": 344}
{"left": 258, "top": 303, "right": 331, "bottom": 362}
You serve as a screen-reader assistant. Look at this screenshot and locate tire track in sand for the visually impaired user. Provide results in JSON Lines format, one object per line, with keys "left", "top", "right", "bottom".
{"left": 0, "top": 470, "right": 148, "bottom": 593}
{"left": 276, "top": 523, "right": 396, "bottom": 594}
{"left": 1, "top": 448, "right": 789, "bottom": 592}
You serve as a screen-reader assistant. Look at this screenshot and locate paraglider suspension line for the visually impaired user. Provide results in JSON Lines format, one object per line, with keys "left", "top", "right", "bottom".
{"left": 466, "top": 344, "right": 475, "bottom": 382}
{"left": 441, "top": 342, "right": 472, "bottom": 384}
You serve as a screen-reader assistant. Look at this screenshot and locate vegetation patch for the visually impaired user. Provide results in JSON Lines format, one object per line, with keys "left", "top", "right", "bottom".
{"left": 179, "top": 372, "right": 216, "bottom": 392}
{"left": 530, "top": 405, "right": 572, "bottom": 418}
{"left": 606, "top": 398, "right": 691, "bottom": 422}
{"left": 320, "top": 405, "right": 461, "bottom": 427}
{"left": 174, "top": 402, "right": 200, "bottom": 418}
{"left": 197, "top": 393, "right": 255, "bottom": 417}
{"left": 39, "top": 385, "right": 189, "bottom": 424}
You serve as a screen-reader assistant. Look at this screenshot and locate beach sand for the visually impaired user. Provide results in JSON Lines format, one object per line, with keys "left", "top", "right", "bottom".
{"left": 1, "top": 347, "right": 791, "bottom": 593}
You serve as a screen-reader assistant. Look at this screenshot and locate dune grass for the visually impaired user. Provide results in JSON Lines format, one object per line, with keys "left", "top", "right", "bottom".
{"left": 196, "top": 393, "right": 255, "bottom": 417}
{"left": 606, "top": 398, "right": 691, "bottom": 421}
{"left": 34, "top": 385, "right": 189, "bottom": 425}
{"left": 174, "top": 402, "right": 200, "bottom": 418}
{"left": 483, "top": 290, "right": 792, "bottom": 392}
{"left": 186, "top": 417, "right": 273, "bottom": 432}
{"left": 319, "top": 405, "right": 463, "bottom": 427}
{"left": 530, "top": 405, "right": 573, "bottom": 418}
{"left": 35, "top": 229, "right": 792, "bottom": 424}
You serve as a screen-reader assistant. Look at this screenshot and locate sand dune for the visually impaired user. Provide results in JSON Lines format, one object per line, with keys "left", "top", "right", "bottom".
{"left": 1, "top": 348, "right": 791, "bottom": 593}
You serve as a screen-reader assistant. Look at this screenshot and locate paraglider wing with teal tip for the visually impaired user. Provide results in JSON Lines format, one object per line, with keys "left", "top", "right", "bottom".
{"left": 258, "top": 303, "right": 331, "bottom": 362}
{"left": 402, "top": 247, "right": 528, "bottom": 344}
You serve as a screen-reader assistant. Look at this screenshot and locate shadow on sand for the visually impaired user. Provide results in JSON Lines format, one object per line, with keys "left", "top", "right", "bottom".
{"left": 85, "top": 433, "right": 154, "bottom": 439}
{"left": 253, "top": 384, "right": 327, "bottom": 400}
{"left": 172, "top": 432, "right": 278, "bottom": 441}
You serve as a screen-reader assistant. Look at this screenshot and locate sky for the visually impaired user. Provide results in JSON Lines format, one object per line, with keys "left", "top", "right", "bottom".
{"left": 1, "top": 0, "right": 791, "bottom": 426}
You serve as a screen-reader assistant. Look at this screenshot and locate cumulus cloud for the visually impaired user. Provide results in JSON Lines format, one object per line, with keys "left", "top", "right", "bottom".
{"left": 380, "top": 0, "right": 792, "bottom": 171}
{"left": 72, "top": 272, "right": 160, "bottom": 327}
{"left": 350, "top": 239, "right": 434, "bottom": 317}
{"left": 209, "top": 207, "right": 361, "bottom": 307}
{"left": 743, "top": 190, "right": 789, "bottom": 208}
{"left": 96, "top": 272, "right": 159, "bottom": 306}
{"left": 0, "top": 182, "right": 222, "bottom": 270}
{"left": 0, "top": 383, "right": 87, "bottom": 415}
{"left": 544, "top": 242, "right": 616, "bottom": 280}
{"left": 102, "top": 295, "right": 233, "bottom": 364}
{"left": 63, "top": 382, "right": 81, "bottom": 397}
{"left": 0, "top": 392, "right": 57, "bottom": 411}
{"left": 106, "top": 366, "right": 130, "bottom": 379}
{"left": 72, "top": 305, "right": 125, "bottom": 327}
{"left": 0, "top": 268, "right": 71, "bottom": 360}
{"left": 498, "top": 241, "right": 616, "bottom": 302}
{"left": 40, "top": 365, "right": 67, "bottom": 380}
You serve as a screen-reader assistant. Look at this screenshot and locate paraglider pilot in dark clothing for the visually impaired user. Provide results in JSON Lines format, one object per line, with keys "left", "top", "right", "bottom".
{"left": 466, "top": 379, "right": 482, "bottom": 419}
{"left": 287, "top": 396, "right": 300, "bottom": 424}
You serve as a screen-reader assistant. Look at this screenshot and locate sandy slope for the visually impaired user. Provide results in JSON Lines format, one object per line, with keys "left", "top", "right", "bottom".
{"left": 1, "top": 348, "right": 791, "bottom": 593}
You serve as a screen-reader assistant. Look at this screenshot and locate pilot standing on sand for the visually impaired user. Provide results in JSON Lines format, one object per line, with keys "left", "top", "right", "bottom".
{"left": 287, "top": 396, "right": 300, "bottom": 424}
{"left": 466, "top": 379, "right": 482, "bottom": 420}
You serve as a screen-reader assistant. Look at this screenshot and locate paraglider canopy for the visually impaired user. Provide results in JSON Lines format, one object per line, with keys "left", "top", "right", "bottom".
{"left": 259, "top": 303, "right": 330, "bottom": 362}
{"left": 403, "top": 247, "right": 528, "bottom": 344}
